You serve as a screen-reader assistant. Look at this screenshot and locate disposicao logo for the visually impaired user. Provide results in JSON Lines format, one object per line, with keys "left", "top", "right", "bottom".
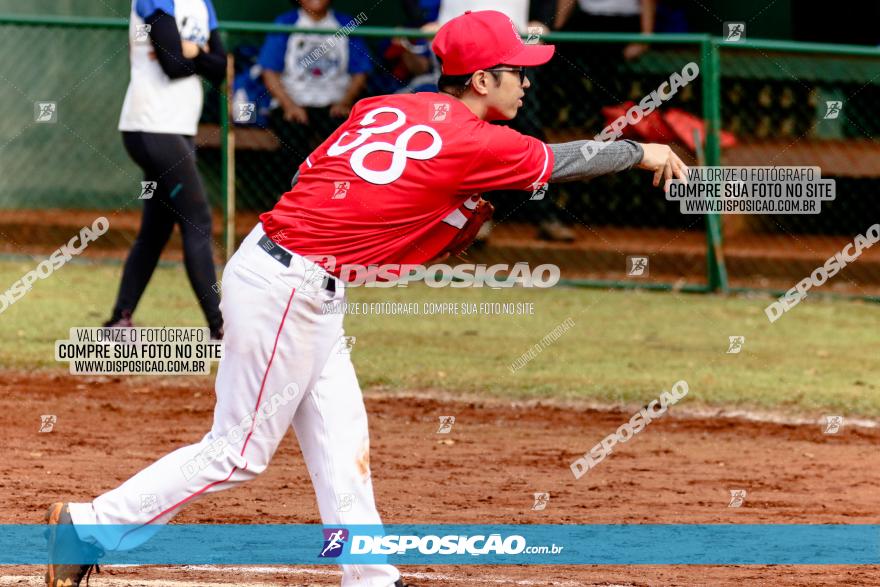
{"left": 319, "top": 528, "right": 349, "bottom": 558}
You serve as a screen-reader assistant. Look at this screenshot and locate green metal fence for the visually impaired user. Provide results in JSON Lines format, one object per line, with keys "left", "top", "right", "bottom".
{"left": 716, "top": 39, "right": 880, "bottom": 299}
{"left": 1, "top": 14, "right": 879, "bottom": 299}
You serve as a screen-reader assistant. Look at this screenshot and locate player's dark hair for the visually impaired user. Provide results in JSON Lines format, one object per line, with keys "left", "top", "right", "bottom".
{"left": 437, "top": 61, "right": 502, "bottom": 98}
{"left": 437, "top": 73, "right": 472, "bottom": 97}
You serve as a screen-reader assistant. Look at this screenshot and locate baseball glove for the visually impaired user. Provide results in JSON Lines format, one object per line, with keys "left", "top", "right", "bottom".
{"left": 442, "top": 198, "right": 495, "bottom": 257}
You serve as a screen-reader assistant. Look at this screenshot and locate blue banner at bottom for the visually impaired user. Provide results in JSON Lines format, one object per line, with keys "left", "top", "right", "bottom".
{"left": 8, "top": 524, "right": 879, "bottom": 565}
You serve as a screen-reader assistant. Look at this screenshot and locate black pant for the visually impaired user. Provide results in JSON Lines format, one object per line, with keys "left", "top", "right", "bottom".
{"left": 110, "top": 131, "right": 222, "bottom": 333}
{"left": 270, "top": 106, "right": 345, "bottom": 173}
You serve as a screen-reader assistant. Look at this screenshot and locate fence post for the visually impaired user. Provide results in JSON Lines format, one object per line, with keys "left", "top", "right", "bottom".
{"left": 701, "top": 38, "right": 729, "bottom": 293}
{"left": 220, "top": 53, "right": 236, "bottom": 261}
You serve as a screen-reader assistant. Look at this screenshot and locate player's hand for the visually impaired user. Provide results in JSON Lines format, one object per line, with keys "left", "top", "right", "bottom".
{"left": 623, "top": 42, "right": 649, "bottom": 61}
{"left": 637, "top": 143, "right": 689, "bottom": 191}
{"left": 283, "top": 102, "right": 309, "bottom": 125}
{"left": 330, "top": 101, "right": 353, "bottom": 118}
{"left": 181, "top": 40, "right": 201, "bottom": 59}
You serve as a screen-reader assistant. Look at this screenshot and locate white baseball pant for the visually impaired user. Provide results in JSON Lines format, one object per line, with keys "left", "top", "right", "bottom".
{"left": 69, "top": 224, "right": 400, "bottom": 587}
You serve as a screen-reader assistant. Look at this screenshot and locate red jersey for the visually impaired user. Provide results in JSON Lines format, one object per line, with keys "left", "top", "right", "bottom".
{"left": 260, "top": 92, "right": 553, "bottom": 277}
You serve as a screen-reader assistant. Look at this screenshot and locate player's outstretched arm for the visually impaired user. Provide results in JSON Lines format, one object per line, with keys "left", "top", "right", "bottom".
{"left": 548, "top": 140, "right": 688, "bottom": 190}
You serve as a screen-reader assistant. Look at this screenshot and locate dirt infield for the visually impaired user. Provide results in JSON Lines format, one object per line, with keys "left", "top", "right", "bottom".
{"left": 2, "top": 370, "right": 878, "bottom": 586}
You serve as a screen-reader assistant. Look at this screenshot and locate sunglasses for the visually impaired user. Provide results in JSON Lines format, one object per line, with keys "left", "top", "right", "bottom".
{"left": 485, "top": 67, "right": 527, "bottom": 85}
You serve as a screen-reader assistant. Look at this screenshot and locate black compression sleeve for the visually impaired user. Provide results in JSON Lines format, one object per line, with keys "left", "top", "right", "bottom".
{"left": 193, "top": 29, "right": 227, "bottom": 85}
{"left": 145, "top": 10, "right": 197, "bottom": 80}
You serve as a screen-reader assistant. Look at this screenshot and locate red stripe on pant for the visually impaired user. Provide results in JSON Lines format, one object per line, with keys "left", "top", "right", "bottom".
{"left": 112, "top": 287, "right": 298, "bottom": 547}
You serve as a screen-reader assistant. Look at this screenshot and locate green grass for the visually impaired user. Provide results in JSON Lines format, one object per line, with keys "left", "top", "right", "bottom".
{"left": 1, "top": 259, "right": 879, "bottom": 416}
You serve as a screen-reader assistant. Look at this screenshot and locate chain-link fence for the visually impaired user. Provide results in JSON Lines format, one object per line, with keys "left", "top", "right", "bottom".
{"left": 0, "top": 17, "right": 225, "bottom": 259}
{"left": 717, "top": 41, "right": 880, "bottom": 297}
{"left": 1, "top": 14, "right": 879, "bottom": 298}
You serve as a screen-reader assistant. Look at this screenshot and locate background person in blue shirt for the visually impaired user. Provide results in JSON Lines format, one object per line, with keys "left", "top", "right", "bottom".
{"left": 259, "top": 0, "right": 373, "bottom": 171}
{"left": 368, "top": 0, "right": 440, "bottom": 96}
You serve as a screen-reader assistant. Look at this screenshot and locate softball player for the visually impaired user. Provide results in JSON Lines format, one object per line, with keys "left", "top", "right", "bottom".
{"left": 46, "top": 10, "right": 686, "bottom": 587}
{"left": 104, "top": 0, "right": 226, "bottom": 340}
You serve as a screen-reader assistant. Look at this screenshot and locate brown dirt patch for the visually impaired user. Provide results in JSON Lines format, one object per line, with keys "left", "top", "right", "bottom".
{"left": 1, "top": 370, "right": 878, "bottom": 586}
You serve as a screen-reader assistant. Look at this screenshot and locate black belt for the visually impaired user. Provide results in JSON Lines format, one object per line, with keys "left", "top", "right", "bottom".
{"left": 257, "top": 234, "right": 336, "bottom": 294}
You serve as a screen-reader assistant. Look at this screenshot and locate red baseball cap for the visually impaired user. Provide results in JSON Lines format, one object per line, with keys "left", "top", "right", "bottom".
{"left": 432, "top": 10, "right": 555, "bottom": 76}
